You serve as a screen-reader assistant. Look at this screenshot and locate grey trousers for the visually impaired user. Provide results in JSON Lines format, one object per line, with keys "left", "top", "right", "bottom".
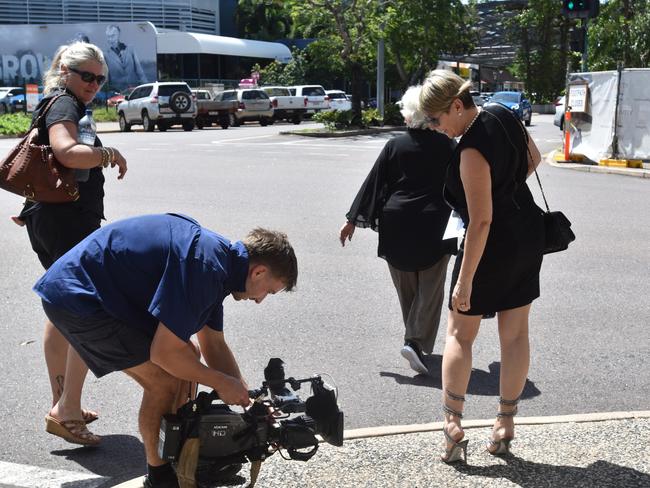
{"left": 388, "top": 255, "right": 450, "bottom": 354}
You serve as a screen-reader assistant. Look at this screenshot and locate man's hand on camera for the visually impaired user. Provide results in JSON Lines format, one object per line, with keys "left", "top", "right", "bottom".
{"left": 216, "top": 375, "right": 250, "bottom": 407}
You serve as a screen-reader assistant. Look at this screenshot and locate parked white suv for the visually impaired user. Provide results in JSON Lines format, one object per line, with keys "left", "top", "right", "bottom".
{"left": 117, "top": 82, "right": 197, "bottom": 132}
{"left": 288, "top": 85, "right": 330, "bottom": 115}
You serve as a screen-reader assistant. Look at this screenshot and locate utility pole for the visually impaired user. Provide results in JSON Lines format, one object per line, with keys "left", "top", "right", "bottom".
{"left": 581, "top": 18, "right": 589, "bottom": 72}
{"left": 377, "top": 0, "right": 385, "bottom": 123}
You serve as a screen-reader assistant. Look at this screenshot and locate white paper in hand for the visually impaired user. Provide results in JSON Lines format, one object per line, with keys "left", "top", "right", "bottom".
{"left": 443, "top": 211, "right": 465, "bottom": 241}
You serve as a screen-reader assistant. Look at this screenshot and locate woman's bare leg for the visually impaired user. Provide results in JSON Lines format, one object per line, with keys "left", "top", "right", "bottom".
{"left": 43, "top": 320, "right": 69, "bottom": 407}
{"left": 491, "top": 303, "right": 531, "bottom": 446}
{"left": 441, "top": 310, "right": 482, "bottom": 446}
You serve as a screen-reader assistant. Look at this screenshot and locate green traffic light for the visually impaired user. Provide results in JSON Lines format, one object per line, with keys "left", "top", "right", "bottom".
{"left": 568, "top": 1, "right": 575, "bottom": 9}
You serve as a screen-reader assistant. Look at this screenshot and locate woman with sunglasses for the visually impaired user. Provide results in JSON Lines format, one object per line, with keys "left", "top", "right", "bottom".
{"left": 15, "top": 42, "right": 128, "bottom": 446}
{"left": 419, "top": 70, "right": 544, "bottom": 463}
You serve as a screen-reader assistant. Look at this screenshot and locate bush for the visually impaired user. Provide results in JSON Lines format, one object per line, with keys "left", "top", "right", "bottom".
{"left": 92, "top": 108, "right": 119, "bottom": 123}
{"left": 0, "top": 113, "right": 31, "bottom": 136}
{"left": 383, "top": 103, "right": 405, "bottom": 126}
{"left": 312, "top": 109, "right": 355, "bottom": 130}
{"left": 361, "top": 108, "right": 381, "bottom": 127}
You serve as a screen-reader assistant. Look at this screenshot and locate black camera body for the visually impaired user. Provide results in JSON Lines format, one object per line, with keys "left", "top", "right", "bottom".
{"left": 158, "top": 359, "right": 344, "bottom": 470}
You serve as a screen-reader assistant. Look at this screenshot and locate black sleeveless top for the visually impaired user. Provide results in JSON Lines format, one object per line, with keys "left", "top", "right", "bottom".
{"left": 444, "top": 102, "right": 544, "bottom": 315}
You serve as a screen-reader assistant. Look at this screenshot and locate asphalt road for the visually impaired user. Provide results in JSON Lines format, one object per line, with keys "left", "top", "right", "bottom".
{"left": 0, "top": 115, "right": 648, "bottom": 486}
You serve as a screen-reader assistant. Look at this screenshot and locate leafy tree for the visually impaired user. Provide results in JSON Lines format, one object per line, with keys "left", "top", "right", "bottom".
{"left": 288, "top": 0, "right": 380, "bottom": 124}
{"left": 381, "top": 0, "right": 477, "bottom": 87}
{"left": 252, "top": 49, "right": 308, "bottom": 86}
{"left": 588, "top": 0, "right": 650, "bottom": 70}
{"left": 236, "top": 0, "right": 292, "bottom": 41}
{"left": 507, "top": 0, "right": 572, "bottom": 103}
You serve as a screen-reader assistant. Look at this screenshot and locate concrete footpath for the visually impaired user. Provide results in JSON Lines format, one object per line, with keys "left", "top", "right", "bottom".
{"left": 116, "top": 411, "right": 650, "bottom": 488}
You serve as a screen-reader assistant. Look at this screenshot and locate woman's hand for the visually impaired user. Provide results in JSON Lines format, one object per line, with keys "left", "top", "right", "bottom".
{"left": 109, "top": 148, "right": 128, "bottom": 180}
{"left": 339, "top": 222, "right": 355, "bottom": 247}
{"left": 452, "top": 280, "right": 472, "bottom": 313}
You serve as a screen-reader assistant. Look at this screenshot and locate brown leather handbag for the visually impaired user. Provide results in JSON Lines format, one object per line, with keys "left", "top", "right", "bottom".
{"left": 0, "top": 95, "right": 79, "bottom": 203}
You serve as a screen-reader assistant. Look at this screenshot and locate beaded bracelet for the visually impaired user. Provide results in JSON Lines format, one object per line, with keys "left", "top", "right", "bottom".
{"left": 98, "top": 147, "right": 110, "bottom": 168}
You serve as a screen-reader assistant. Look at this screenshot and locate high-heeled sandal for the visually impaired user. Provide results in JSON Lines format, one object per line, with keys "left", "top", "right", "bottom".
{"left": 441, "top": 390, "right": 469, "bottom": 464}
{"left": 487, "top": 396, "right": 519, "bottom": 456}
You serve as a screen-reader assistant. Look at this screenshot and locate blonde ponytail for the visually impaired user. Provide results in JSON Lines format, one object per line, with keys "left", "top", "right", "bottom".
{"left": 42, "top": 42, "right": 108, "bottom": 95}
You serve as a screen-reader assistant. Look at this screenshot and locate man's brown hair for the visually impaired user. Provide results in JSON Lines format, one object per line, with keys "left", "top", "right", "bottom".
{"left": 243, "top": 228, "right": 298, "bottom": 291}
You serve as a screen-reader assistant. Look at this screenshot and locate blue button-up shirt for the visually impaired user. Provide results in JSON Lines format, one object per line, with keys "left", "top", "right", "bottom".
{"left": 34, "top": 213, "right": 249, "bottom": 342}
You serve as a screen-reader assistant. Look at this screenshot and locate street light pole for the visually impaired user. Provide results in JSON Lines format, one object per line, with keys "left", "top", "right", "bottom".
{"left": 377, "top": 0, "right": 385, "bottom": 123}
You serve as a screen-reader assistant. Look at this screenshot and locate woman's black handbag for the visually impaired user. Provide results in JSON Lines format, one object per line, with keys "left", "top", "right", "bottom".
{"left": 532, "top": 162, "right": 575, "bottom": 254}
{"left": 542, "top": 210, "right": 575, "bottom": 254}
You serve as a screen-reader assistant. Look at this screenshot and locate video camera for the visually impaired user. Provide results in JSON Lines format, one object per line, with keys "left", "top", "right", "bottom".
{"left": 158, "top": 358, "right": 344, "bottom": 480}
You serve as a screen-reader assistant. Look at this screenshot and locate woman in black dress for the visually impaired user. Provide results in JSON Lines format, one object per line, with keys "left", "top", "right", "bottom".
{"left": 419, "top": 70, "right": 544, "bottom": 463}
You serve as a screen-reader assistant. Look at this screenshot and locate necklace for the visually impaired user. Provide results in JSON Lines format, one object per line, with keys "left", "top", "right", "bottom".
{"left": 462, "top": 109, "right": 480, "bottom": 136}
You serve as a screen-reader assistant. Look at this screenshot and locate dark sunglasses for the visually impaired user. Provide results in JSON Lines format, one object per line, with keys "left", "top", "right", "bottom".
{"left": 68, "top": 67, "right": 106, "bottom": 86}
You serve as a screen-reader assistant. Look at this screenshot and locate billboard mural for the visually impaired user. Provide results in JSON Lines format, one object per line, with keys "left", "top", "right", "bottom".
{"left": 0, "top": 22, "right": 157, "bottom": 90}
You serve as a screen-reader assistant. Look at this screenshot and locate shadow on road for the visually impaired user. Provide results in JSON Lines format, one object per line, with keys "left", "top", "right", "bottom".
{"left": 51, "top": 434, "right": 145, "bottom": 487}
{"left": 453, "top": 457, "right": 650, "bottom": 488}
{"left": 380, "top": 358, "right": 541, "bottom": 400}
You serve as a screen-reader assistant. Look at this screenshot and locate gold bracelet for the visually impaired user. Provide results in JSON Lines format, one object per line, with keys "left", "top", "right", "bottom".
{"left": 99, "top": 147, "right": 110, "bottom": 168}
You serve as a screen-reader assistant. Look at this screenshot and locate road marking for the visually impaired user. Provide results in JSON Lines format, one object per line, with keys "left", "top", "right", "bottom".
{"left": 210, "top": 134, "right": 275, "bottom": 144}
{"left": 0, "top": 461, "right": 108, "bottom": 488}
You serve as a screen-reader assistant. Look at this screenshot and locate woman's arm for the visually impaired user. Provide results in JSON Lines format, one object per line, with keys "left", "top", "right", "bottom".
{"left": 452, "top": 148, "right": 492, "bottom": 312}
{"left": 49, "top": 121, "right": 128, "bottom": 178}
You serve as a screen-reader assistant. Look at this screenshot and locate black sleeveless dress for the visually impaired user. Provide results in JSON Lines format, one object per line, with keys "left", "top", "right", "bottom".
{"left": 445, "top": 103, "right": 544, "bottom": 315}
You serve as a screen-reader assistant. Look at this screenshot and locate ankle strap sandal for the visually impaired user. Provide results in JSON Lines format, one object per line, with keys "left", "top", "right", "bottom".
{"left": 442, "top": 389, "right": 465, "bottom": 418}
{"left": 496, "top": 396, "right": 520, "bottom": 418}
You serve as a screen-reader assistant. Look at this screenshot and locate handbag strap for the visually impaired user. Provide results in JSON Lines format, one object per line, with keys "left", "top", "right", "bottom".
{"left": 28, "top": 93, "right": 66, "bottom": 132}
{"left": 516, "top": 119, "right": 551, "bottom": 213}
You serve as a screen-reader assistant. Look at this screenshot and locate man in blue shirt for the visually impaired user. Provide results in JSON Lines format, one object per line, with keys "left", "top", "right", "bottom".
{"left": 33, "top": 213, "right": 298, "bottom": 488}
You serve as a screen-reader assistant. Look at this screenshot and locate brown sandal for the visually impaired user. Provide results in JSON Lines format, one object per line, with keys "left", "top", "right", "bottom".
{"left": 81, "top": 409, "right": 99, "bottom": 424}
{"left": 45, "top": 415, "right": 101, "bottom": 446}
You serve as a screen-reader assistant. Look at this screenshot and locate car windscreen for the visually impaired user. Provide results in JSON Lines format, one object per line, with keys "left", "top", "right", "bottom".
{"left": 303, "top": 87, "right": 325, "bottom": 96}
{"left": 219, "top": 92, "right": 237, "bottom": 101}
{"left": 158, "top": 85, "right": 191, "bottom": 97}
{"left": 328, "top": 92, "right": 346, "bottom": 99}
{"left": 195, "top": 91, "right": 210, "bottom": 100}
{"left": 491, "top": 92, "right": 520, "bottom": 104}
{"left": 264, "top": 88, "right": 288, "bottom": 97}
{"left": 242, "top": 90, "right": 269, "bottom": 100}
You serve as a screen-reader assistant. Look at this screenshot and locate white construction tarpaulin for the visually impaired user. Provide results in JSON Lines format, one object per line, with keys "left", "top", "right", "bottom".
{"left": 568, "top": 69, "right": 650, "bottom": 161}
{"left": 617, "top": 69, "right": 650, "bottom": 160}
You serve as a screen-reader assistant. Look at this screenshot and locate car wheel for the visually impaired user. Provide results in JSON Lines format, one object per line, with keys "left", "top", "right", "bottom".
{"left": 119, "top": 113, "right": 131, "bottom": 132}
{"left": 196, "top": 119, "right": 204, "bottom": 130}
{"left": 170, "top": 91, "right": 192, "bottom": 114}
{"left": 231, "top": 115, "right": 241, "bottom": 127}
{"left": 260, "top": 118, "right": 268, "bottom": 126}
{"left": 292, "top": 114, "right": 302, "bottom": 125}
{"left": 158, "top": 122, "right": 168, "bottom": 132}
{"left": 183, "top": 121, "right": 194, "bottom": 131}
{"left": 142, "top": 112, "right": 155, "bottom": 132}
{"left": 0, "top": 103, "right": 8, "bottom": 115}
{"left": 560, "top": 117, "right": 564, "bottom": 131}
{"left": 525, "top": 116, "right": 531, "bottom": 127}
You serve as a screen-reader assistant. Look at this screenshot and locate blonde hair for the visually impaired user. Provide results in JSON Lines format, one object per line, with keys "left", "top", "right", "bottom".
{"left": 419, "top": 69, "right": 474, "bottom": 115}
{"left": 399, "top": 85, "right": 428, "bottom": 129}
{"left": 43, "top": 42, "right": 108, "bottom": 95}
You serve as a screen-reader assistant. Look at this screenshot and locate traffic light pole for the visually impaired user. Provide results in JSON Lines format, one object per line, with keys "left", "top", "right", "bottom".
{"left": 581, "top": 18, "right": 589, "bottom": 72}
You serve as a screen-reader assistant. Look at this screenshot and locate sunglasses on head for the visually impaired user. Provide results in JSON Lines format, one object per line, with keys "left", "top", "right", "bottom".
{"left": 68, "top": 67, "right": 106, "bottom": 86}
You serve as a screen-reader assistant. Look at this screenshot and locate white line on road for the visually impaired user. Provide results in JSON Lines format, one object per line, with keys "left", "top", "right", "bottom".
{"left": 210, "top": 134, "right": 276, "bottom": 144}
{"left": 0, "top": 461, "right": 108, "bottom": 488}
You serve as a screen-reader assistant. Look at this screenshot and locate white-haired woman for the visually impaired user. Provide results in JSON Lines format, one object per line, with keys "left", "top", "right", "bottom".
{"left": 339, "top": 86, "right": 456, "bottom": 374}
{"left": 419, "top": 70, "right": 543, "bottom": 463}
{"left": 17, "top": 42, "right": 128, "bottom": 446}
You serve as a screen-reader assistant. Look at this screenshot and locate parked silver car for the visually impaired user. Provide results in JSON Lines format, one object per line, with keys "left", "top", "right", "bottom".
{"left": 117, "top": 81, "right": 196, "bottom": 132}
{"left": 215, "top": 89, "right": 274, "bottom": 126}
{"left": 554, "top": 96, "right": 565, "bottom": 130}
